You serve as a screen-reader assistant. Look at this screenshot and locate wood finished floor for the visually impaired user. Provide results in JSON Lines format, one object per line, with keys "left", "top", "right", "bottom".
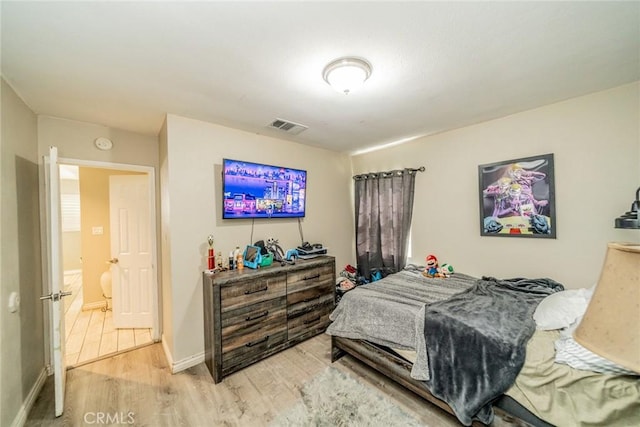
{"left": 64, "top": 271, "right": 153, "bottom": 367}
{"left": 28, "top": 334, "right": 478, "bottom": 427}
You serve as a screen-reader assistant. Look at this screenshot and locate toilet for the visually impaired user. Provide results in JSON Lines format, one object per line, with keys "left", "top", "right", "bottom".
{"left": 100, "top": 270, "right": 112, "bottom": 312}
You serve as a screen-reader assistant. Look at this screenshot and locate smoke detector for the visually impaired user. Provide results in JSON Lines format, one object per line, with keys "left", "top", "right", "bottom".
{"left": 94, "top": 137, "right": 113, "bottom": 151}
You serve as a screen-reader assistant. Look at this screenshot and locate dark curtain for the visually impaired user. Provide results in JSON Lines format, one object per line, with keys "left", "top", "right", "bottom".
{"left": 354, "top": 168, "right": 419, "bottom": 280}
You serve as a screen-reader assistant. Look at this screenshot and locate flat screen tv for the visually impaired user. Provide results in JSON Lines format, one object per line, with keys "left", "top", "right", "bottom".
{"left": 222, "top": 158, "right": 307, "bottom": 219}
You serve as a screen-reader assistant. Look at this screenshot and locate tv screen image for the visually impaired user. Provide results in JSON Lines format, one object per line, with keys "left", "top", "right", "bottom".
{"left": 222, "top": 159, "right": 307, "bottom": 219}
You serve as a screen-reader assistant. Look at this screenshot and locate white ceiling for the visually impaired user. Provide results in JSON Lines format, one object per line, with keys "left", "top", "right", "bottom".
{"left": 2, "top": 1, "right": 639, "bottom": 154}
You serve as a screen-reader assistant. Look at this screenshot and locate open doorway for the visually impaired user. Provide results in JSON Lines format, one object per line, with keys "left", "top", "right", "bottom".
{"left": 59, "top": 161, "right": 159, "bottom": 367}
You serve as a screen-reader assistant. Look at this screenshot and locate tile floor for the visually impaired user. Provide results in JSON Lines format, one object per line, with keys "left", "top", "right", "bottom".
{"left": 63, "top": 271, "right": 153, "bottom": 367}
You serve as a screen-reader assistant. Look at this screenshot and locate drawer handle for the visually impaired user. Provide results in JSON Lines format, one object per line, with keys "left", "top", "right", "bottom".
{"left": 303, "top": 274, "right": 320, "bottom": 281}
{"left": 303, "top": 316, "right": 321, "bottom": 325}
{"left": 246, "top": 310, "right": 269, "bottom": 322}
{"left": 246, "top": 336, "right": 269, "bottom": 347}
{"left": 303, "top": 296, "right": 319, "bottom": 303}
{"left": 245, "top": 286, "right": 268, "bottom": 295}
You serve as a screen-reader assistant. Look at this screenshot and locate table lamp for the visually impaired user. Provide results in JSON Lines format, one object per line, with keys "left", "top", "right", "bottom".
{"left": 573, "top": 242, "right": 640, "bottom": 373}
{"left": 614, "top": 186, "right": 640, "bottom": 229}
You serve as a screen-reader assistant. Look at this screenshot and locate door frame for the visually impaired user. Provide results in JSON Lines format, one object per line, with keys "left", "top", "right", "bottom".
{"left": 56, "top": 157, "right": 160, "bottom": 342}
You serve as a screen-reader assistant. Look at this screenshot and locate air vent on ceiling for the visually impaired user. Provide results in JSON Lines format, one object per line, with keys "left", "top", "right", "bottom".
{"left": 267, "top": 118, "right": 308, "bottom": 135}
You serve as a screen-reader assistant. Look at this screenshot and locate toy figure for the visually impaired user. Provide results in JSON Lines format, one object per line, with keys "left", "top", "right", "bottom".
{"left": 423, "top": 255, "right": 454, "bottom": 278}
{"left": 266, "top": 238, "right": 295, "bottom": 266}
{"left": 423, "top": 254, "right": 440, "bottom": 278}
{"left": 439, "top": 263, "right": 454, "bottom": 277}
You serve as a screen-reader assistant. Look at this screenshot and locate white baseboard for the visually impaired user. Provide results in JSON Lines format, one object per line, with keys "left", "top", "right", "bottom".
{"left": 172, "top": 351, "right": 204, "bottom": 373}
{"left": 11, "top": 367, "right": 48, "bottom": 427}
{"left": 161, "top": 334, "right": 204, "bottom": 374}
{"left": 82, "top": 300, "right": 107, "bottom": 311}
{"left": 161, "top": 334, "right": 173, "bottom": 367}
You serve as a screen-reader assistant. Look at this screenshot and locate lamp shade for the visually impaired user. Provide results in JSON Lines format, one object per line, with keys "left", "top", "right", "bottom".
{"left": 573, "top": 242, "right": 640, "bottom": 373}
{"left": 323, "top": 57, "right": 372, "bottom": 95}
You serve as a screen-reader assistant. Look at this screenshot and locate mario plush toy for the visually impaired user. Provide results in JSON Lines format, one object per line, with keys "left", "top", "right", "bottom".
{"left": 423, "top": 254, "right": 440, "bottom": 278}
{"left": 423, "top": 255, "right": 454, "bottom": 278}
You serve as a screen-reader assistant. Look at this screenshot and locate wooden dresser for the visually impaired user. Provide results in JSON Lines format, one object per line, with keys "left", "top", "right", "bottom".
{"left": 203, "top": 256, "right": 335, "bottom": 383}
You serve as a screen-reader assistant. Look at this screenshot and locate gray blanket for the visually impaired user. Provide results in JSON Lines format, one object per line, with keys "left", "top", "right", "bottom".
{"left": 326, "top": 265, "right": 476, "bottom": 351}
{"left": 421, "top": 276, "right": 564, "bottom": 426}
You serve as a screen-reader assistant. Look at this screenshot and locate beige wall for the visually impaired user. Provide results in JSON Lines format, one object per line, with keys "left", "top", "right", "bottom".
{"left": 62, "top": 231, "right": 82, "bottom": 271}
{"left": 78, "top": 167, "right": 111, "bottom": 306}
{"left": 1, "top": 79, "right": 45, "bottom": 426}
{"left": 351, "top": 82, "right": 640, "bottom": 289}
{"left": 161, "top": 114, "right": 353, "bottom": 363}
{"left": 37, "top": 116, "right": 160, "bottom": 167}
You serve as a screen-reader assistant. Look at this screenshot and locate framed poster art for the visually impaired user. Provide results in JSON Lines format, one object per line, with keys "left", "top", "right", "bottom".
{"left": 478, "top": 153, "right": 556, "bottom": 238}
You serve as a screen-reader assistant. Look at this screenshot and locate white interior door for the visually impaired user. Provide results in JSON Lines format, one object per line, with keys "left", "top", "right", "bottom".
{"left": 110, "top": 174, "right": 153, "bottom": 328}
{"left": 44, "top": 146, "right": 67, "bottom": 417}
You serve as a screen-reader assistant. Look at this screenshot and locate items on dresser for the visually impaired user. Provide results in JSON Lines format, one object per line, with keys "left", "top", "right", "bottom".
{"left": 207, "top": 234, "right": 216, "bottom": 270}
{"left": 296, "top": 242, "right": 328, "bottom": 259}
{"left": 203, "top": 256, "right": 335, "bottom": 383}
{"left": 265, "top": 237, "right": 296, "bottom": 266}
{"left": 242, "top": 245, "right": 262, "bottom": 269}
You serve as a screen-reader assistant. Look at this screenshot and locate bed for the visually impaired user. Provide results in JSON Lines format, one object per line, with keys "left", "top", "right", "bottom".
{"left": 326, "top": 265, "right": 639, "bottom": 426}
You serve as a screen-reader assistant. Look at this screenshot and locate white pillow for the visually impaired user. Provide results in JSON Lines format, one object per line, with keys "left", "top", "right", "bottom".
{"left": 533, "top": 288, "right": 592, "bottom": 330}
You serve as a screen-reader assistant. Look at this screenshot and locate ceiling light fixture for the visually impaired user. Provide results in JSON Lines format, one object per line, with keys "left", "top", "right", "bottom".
{"left": 323, "top": 57, "right": 372, "bottom": 95}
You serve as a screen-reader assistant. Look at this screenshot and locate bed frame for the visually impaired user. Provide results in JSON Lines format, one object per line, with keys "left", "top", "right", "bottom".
{"left": 331, "top": 336, "right": 553, "bottom": 427}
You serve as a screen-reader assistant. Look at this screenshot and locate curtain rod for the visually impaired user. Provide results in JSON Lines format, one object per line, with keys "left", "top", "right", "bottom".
{"left": 353, "top": 166, "right": 425, "bottom": 180}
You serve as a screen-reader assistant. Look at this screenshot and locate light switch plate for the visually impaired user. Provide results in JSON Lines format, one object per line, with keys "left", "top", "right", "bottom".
{"left": 9, "top": 291, "right": 20, "bottom": 313}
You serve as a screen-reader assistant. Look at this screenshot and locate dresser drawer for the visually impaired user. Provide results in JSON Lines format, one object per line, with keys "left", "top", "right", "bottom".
{"left": 221, "top": 296, "right": 287, "bottom": 352}
{"left": 287, "top": 307, "right": 332, "bottom": 341}
{"left": 287, "top": 288, "right": 333, "bottom": 318}
{"left": 221, "top": 274, "right": 286, "bottom": 312}
{"left": 222, "top": 330, "right": 287, "bottom": 375}
{"left": 222, "top": 301, "right": 287, "bottom": 353}
{"left": 287, "top": 264, "right": 333, "bottom": 293}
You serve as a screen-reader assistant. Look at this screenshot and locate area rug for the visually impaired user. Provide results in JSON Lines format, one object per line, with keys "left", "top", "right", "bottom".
{"left": 270, "top": 366, "right": 425, "bottom": 426}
